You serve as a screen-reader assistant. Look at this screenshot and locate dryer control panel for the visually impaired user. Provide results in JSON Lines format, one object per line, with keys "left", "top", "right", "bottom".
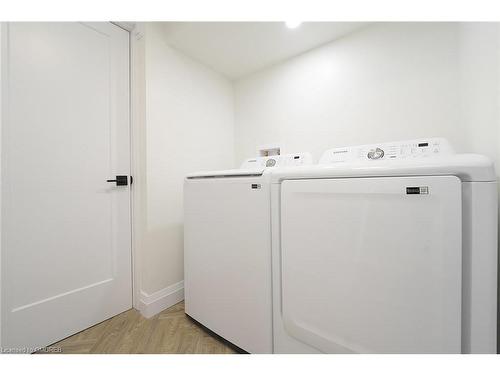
{"left": 319, "top": 138, "right": 454, "bottom": 164}
{"left": 241, "top": 153, "right": 313, "bottom": 169}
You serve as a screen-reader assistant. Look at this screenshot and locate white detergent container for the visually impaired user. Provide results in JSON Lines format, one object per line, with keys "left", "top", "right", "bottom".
{"left": 270, "top": 138, "right": 497, "bottom": 353}
{"left": 184, "top": 152, "right": 312, "bottom": 353}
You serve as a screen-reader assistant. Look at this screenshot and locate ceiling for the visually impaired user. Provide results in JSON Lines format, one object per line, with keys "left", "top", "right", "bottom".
{"left": 160, "top": 22, "right": 369, "bottom": 79}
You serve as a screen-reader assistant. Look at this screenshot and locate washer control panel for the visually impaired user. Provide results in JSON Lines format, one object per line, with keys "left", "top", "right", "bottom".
{"left": 319, "top": 138, "right": 454, "bottom": 164}
{"left": 241, "top": 152, "right": 313, "bottom": 169}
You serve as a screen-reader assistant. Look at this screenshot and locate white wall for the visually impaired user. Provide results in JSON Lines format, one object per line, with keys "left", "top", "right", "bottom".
{"left": 234, "top": 23, "right": 500, "bottom": 168}
{"left": 140, "top": 23, "right": 234, "bottom": 305}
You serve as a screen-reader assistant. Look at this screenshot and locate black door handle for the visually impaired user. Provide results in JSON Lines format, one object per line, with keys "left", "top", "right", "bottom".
{"left": 107, "top": 175, "right": 129, "bottom": 186}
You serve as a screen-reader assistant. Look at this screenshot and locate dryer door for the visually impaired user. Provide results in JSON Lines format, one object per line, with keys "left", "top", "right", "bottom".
{"left": 280, "top": 176, "right": 462, "bottom": 353}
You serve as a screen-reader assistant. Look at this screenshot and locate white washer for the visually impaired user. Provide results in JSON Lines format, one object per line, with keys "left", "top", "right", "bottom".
{"left": 271, "top": 138, "right": 497, "bottom": 353}
{"left": 184, "top": 153, "right": 312, "bottom": 353}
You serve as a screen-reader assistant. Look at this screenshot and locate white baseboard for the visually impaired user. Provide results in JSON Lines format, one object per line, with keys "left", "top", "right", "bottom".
{"left": 138, "top": 280, "right": 184, "bottom": 319}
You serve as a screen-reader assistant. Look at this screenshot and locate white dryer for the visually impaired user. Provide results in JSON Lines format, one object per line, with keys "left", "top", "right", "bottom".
{"left": 184, "top": 153, "right": 312, "bottom": 353}
{"left": 270, "top": 138, "right": 497, "bottom": 353}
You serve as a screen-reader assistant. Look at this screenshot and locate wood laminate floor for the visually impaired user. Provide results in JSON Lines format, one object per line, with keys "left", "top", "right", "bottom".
{"left": 38, "top": 301, "right": 239, "bottom": 354}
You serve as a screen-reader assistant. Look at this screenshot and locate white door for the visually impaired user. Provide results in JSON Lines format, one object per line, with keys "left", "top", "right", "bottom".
{"left": 280, "top": 176, "right": 462, "bottom": 353}
{"left": 1, "top": 22, "right": 131, "bottom": 351}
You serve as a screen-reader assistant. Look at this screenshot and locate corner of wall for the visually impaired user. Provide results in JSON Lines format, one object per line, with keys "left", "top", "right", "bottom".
{"left": 230, "top": 77, "right": 237, "bottom": 168}
{"left": 137, "top": 281, "right": 184, "bottom": 319}
{"left": 130, "top": 22, "right": 148, "bottom": 312}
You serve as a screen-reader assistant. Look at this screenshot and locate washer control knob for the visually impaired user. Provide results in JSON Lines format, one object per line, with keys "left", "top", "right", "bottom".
{"left": 266, "top": 158, "right": 277, "bottom": 167}
{"left": 367, "top": 147, "right": 385, "bottom": 160}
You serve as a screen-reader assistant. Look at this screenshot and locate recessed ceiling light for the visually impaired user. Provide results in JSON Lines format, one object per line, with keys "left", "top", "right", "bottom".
{"left": 285, "top": 21, "right": 302, "bottom": 29}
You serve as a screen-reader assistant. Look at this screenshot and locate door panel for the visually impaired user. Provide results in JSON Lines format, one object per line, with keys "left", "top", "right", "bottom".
{"left": 280, "top": 176, "right": 462, "bottom": 353}
{"left": 2, "top": 22, "right": 131, "bottom": 350}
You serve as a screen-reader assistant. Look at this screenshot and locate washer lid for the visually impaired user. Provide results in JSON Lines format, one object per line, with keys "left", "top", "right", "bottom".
{"left": 186, "top": 152, "right": 313, "bottom": 180}
{"left": 186, "top": 168, "right": 265, "bottom": 179}
{"left": 271, "top": 154, "right": 496, "bottom": 183}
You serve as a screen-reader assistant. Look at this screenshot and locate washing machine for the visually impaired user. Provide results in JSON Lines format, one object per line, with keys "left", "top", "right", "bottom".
{"left": 184, "top": 152, "right": 312, "bottom": 353}
{"left": 270, "top": 138, "right": 497, "bottom": 353}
